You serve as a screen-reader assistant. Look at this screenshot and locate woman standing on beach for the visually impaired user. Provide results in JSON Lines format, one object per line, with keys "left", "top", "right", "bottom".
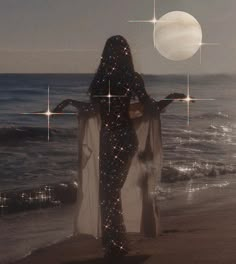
{"left": 54, "top": 35, "right": 187, "bottom": 261}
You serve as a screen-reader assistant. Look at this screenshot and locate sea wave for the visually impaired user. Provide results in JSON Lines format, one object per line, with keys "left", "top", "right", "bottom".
{"left": 195, "top": 111, "right": 229, "bottom": 120}
{"left": 163, "top": 111, "right": 230, "bottom": 122}
{"left": 0, "top": 126, "right": 76, "bottom": 145}
{"left": 0, "top": 182, "right": 77, "bottom": 216}
{"left": 162, "top": 163, "right": 236, "bottom": 183}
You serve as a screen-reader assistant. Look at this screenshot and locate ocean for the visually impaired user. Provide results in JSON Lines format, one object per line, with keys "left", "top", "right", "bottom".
{"left": 0, "top": 74, "right": 235, "bottom": 263}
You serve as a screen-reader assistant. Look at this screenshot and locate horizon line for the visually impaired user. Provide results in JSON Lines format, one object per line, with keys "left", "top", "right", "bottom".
{"left": 0, "top": 72, "right": 234, "bottom": 76}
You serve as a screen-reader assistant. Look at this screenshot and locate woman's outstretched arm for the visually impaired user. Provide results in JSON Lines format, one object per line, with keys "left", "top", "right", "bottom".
{"left": 157, "top": 93, "right": 188, "bottom": 112}
{"left": 53, "top": 99, "right": 98, "bottom": 114}
{"left": 133, "top": 73, "right": 191, "bottom": 112}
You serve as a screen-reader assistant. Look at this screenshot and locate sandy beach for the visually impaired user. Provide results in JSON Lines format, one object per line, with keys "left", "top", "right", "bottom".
{"left": 13, "top": 181, "right": 236, "bottom": 264}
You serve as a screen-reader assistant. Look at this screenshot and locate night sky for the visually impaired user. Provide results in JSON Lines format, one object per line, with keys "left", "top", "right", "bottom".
{"left": 0, "top": 0, "right": 234, "bottom": 74}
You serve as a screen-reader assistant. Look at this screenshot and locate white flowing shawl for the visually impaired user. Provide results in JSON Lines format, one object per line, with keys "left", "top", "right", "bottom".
{"left": 74, "top": 107, "right": 163, "bottom": 238}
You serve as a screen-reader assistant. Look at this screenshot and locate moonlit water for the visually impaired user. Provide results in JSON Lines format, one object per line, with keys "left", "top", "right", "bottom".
{"left": 0, "top": 74, "right": 236, "bottom": 263}
{"left": 1, "top": 74, "right": 235, "bottom": 190}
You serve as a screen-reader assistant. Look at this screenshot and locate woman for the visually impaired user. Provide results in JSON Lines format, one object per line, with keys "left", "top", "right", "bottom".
{"left": 54, "top": 35, "right": 187, "bottom": 260}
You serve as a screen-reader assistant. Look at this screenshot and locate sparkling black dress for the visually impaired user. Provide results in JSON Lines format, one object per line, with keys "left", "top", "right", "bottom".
{"left": 55, "top": 71, "right": 161, "bottom": 254}
{"left": 89, "top": 72, "right": 159, "bottom": 254}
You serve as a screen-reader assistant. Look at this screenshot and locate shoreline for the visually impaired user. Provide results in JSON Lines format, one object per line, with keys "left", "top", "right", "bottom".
{"left": 13, "top": 182, "right": 236, "bottom": 264}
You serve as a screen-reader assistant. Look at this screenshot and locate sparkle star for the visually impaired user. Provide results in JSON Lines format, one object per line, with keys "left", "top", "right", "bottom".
{"left": 21, "top": 86, "right": 76, "bottom": 141}
{"left": 163, "top": 74, "right": 215, "bottom": 126}
{"left": 93, "top": 80, "right": 127, "bottom": 112}
{"left": 129, "top": 1, "right": 219, "bottom": 57}
{"left": 129, "top": 0, "right": 171, "bottom": 47}
{"left": 129, "top": 0, "right": 157, "bottom": 47}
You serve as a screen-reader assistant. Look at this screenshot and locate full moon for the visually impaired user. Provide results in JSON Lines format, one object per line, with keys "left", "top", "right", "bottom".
{"left": 154, "top": 11, "right": 202, "bottom": 61}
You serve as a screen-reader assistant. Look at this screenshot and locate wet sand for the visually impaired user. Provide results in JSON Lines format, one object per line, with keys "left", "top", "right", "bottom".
{"left": 14, "top": 182, "right": 236, "bottom": 264}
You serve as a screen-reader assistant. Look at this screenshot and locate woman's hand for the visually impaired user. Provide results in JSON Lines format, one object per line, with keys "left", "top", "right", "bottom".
{"left": 53, "top": 99, "right": 70, "bottom": 113}
{"left": 167, "top": 93, "right": 195, "bottom": 102}
{"left": 53, "top": 105, "right": 63, "bottom": 113}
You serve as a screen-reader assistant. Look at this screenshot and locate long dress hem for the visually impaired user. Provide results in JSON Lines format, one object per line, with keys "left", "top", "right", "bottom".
{"left": 74, "top": 105, "right": 163, "bottom": 238}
